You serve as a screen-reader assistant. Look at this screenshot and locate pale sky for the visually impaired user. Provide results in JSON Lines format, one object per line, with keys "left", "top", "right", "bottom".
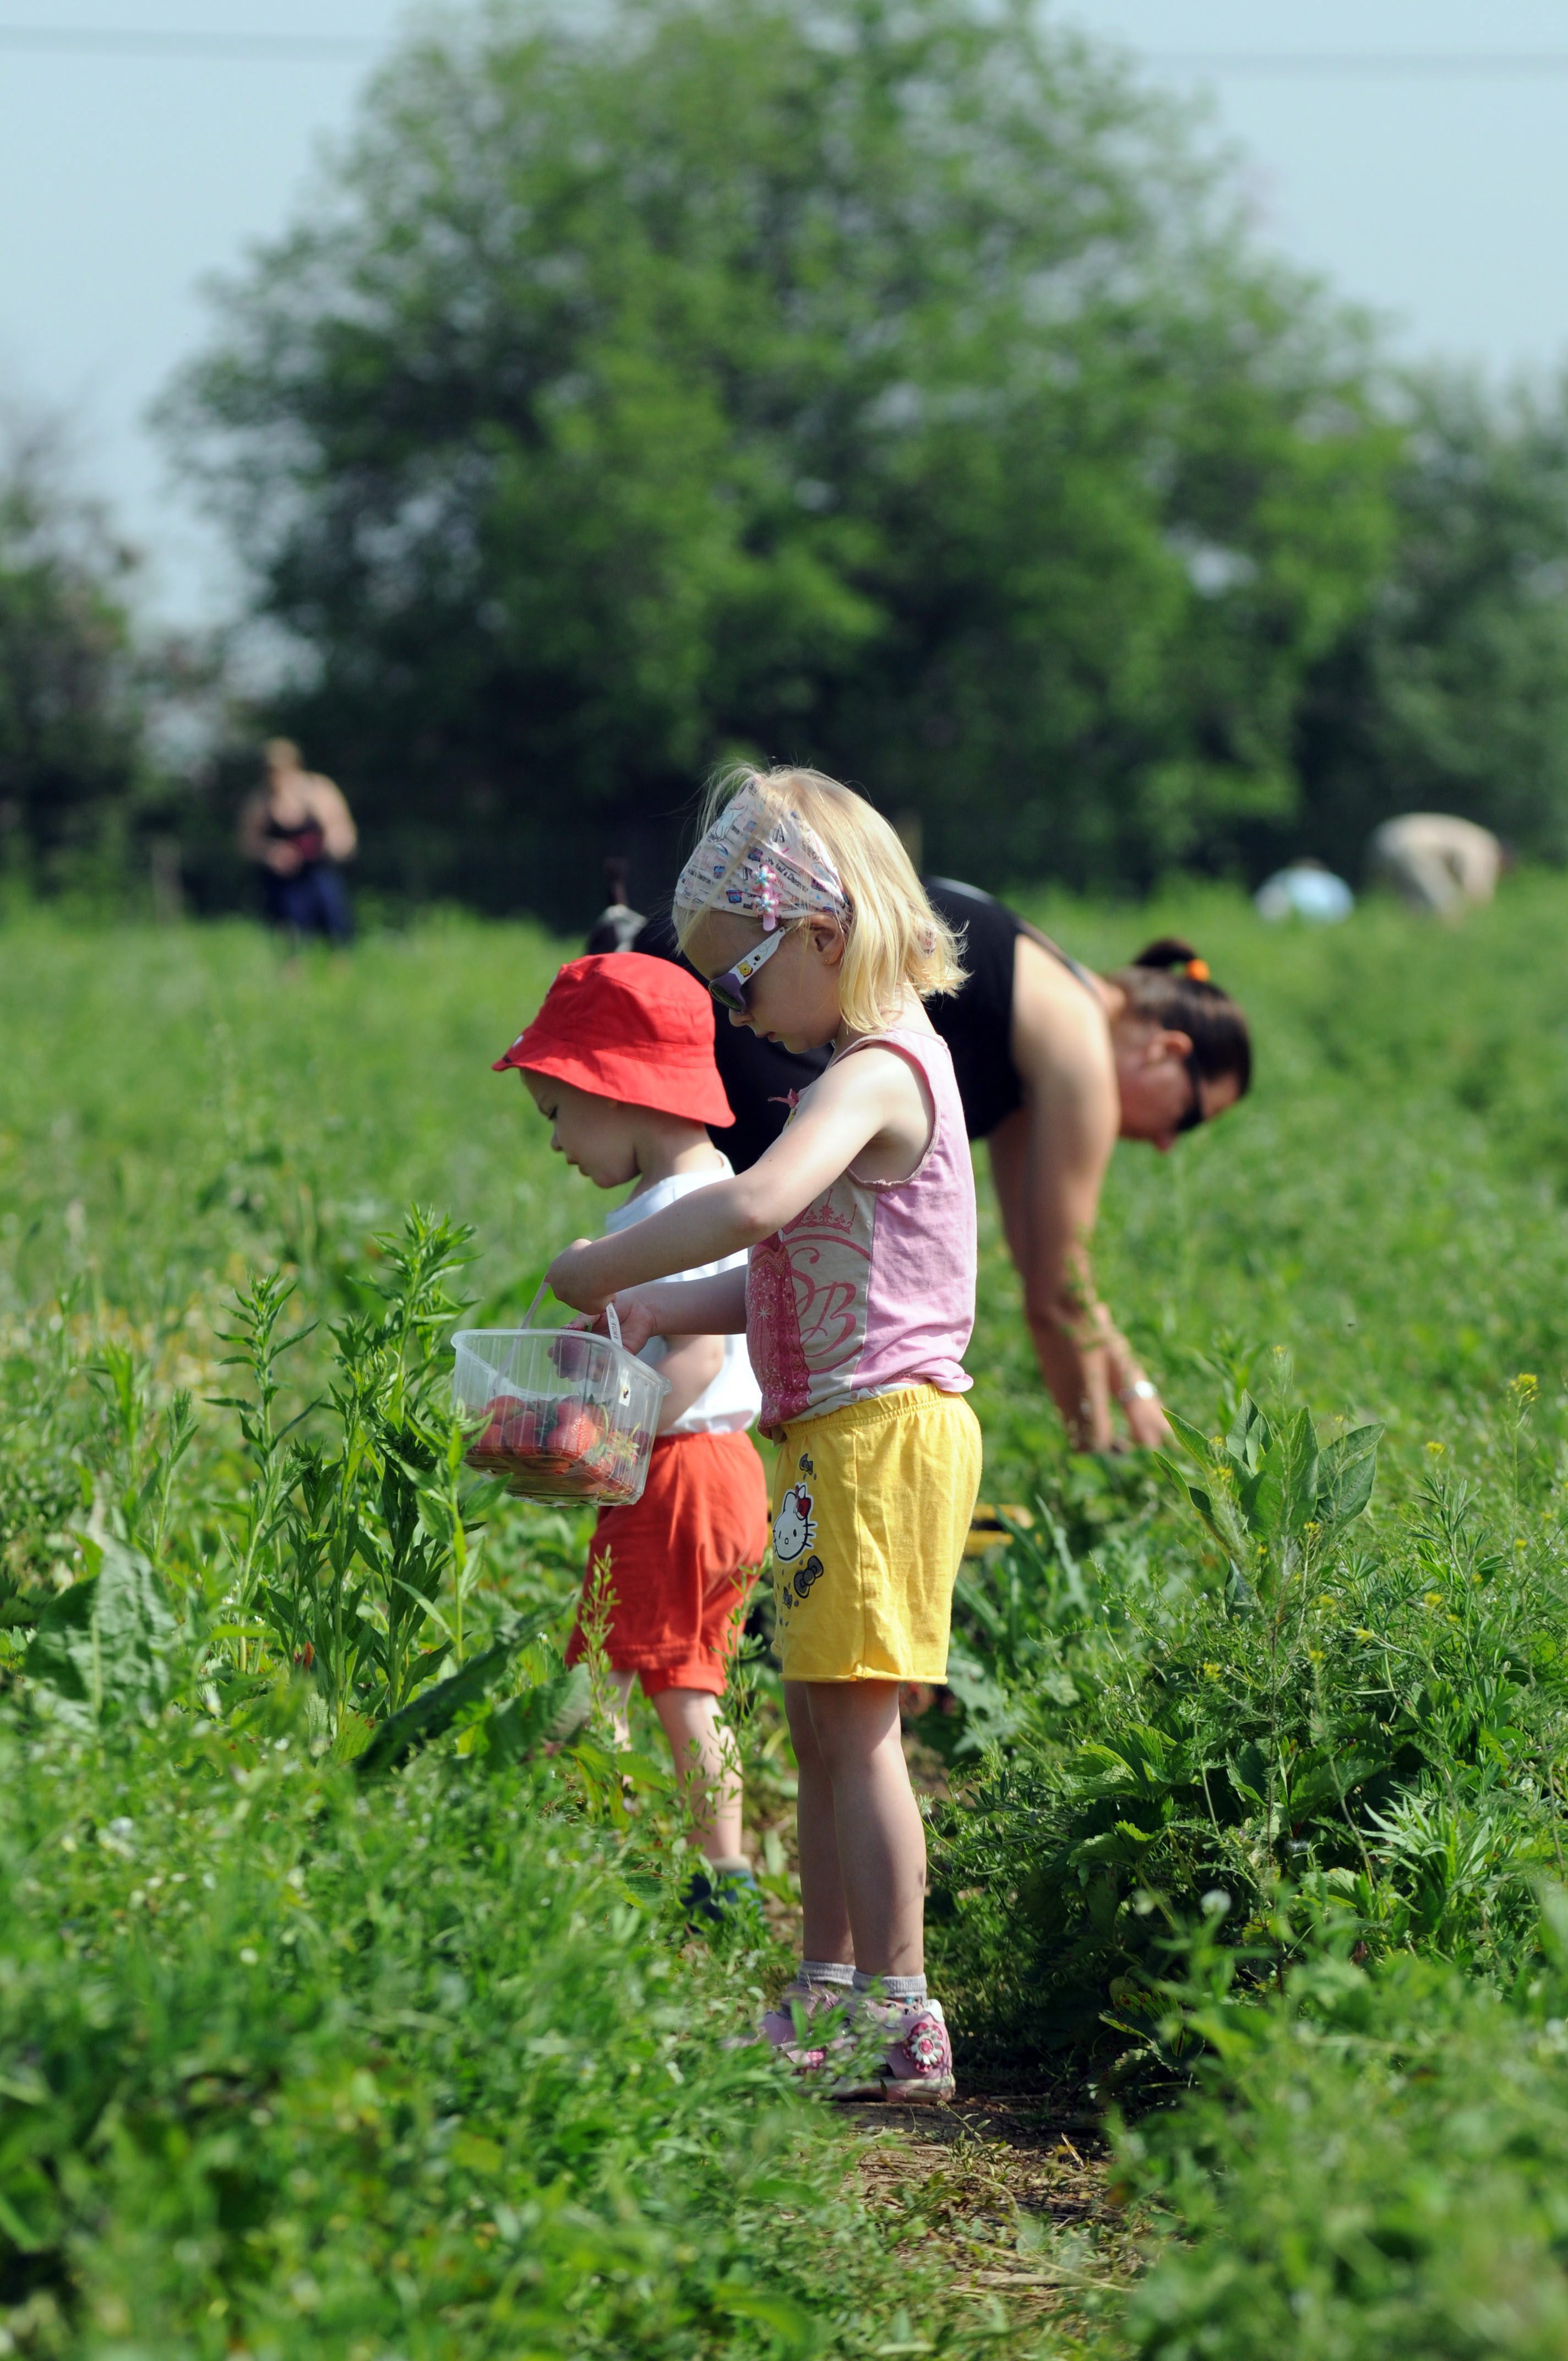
{"left": 3, "top": 0, "right": 1567, "bottom": 625}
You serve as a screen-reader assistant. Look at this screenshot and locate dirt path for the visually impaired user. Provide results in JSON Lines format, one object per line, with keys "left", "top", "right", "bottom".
{"left": 839, "top": 2088, "right": 1144, "bottom": 2335}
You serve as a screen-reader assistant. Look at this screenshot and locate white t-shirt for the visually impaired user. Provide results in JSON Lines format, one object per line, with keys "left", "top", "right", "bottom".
{"left": 604, "top": 1162, "right": 760, "bottom": 1436}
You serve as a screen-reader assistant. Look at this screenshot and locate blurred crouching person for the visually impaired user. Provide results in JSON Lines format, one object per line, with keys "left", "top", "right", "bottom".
{"left": 238, "top": 738, "right": 357, "bottom": 946}
{"left": 1368, "top": 813, "right": 1501, "bottom": 919}
{"left": 1255, "top": 859, "right": 1354, "bottom": 924}
{"left": 584, "top": 856, "right": 645, "bottom": 954}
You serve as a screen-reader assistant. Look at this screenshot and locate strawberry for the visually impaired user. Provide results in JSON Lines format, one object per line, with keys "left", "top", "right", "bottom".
{"left": 548, "top": 1407, "right": 603, "bottom": 1458}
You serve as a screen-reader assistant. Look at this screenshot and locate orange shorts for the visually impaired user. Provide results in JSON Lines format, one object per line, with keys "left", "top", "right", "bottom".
{"left": 568, "top": 1429, "right": 770, "bottom": 1696}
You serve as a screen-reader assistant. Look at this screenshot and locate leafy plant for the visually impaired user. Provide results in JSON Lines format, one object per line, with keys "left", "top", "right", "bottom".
{"left": 1159, "top": 1390, "right": 1382, "bottom": 1591}
{"left": 20, "top": 1532, "right": 181, "bottom": 1727}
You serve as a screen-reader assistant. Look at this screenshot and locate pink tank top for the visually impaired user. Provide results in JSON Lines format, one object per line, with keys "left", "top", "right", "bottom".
{"left": 745, "top": 1026, "right": 977, "bottom": 1433}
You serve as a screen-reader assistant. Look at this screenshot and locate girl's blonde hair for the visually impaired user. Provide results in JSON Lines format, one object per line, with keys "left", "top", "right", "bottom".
{"left": 678, "top": 764, "right": 966, "bottom": 1033}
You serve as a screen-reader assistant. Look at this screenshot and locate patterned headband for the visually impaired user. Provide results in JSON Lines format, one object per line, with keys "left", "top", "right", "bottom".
{"left": 672, "top": 778, "right": 853, "bottom": 935}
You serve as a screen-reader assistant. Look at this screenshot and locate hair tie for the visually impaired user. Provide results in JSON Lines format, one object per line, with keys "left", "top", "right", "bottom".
{"left": 1185, "top": 957, "right": 1210, "bottom": 982}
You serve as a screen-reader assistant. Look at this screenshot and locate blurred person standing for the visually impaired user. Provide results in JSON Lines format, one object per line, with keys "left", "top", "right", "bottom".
{"left": 238, "top": 739, "right": 358, "bottom": 946}
{"left": 1368, "top": 814, "right": 1500, "bottom": 918}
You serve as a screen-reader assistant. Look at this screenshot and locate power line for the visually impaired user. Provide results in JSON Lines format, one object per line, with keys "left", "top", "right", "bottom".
{"left": 0, "top": 24, "right": 378, "bottom": 57}
{"left": 1147, "top": 52, "right": 1568, "bottom": 76}
{"left": 3, "top": 26, "right": 1568, "bottom": 72}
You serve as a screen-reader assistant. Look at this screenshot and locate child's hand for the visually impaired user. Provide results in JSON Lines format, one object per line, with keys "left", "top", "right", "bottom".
{"left": 601, "top": 1291, "right": 664, "bottom": 1356}
{"left": 546, "top": 1238, "right": 607, "bottom": 1312}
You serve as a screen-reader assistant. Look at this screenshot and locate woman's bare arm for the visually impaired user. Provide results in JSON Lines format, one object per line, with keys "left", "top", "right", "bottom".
{"left": 309, "top": 776, "right": 358, "bottom": 861}
{"left": 999, "top": 938, "right": 1169, "bottom": 1451}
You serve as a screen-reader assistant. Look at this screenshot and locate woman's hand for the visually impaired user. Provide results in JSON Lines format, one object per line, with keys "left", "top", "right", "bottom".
{"left": 1118, "top": 1377, "right": 1172, "bottom": 1451}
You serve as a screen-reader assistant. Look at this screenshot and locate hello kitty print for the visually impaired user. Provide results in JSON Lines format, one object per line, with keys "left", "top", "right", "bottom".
{"left": 771, "top": 1452, "right": 827, "bottom": 1630}
{"left": 746, "top": 1028, "right": 977, "bottom": 1434}
{"left": 772, "top": 1480, "right": 818, "bottom": 1562}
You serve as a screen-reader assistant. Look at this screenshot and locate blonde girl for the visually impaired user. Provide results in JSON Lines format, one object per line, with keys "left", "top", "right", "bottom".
{"left": 547, "top": 765, "right": 983, "bottom": 2101}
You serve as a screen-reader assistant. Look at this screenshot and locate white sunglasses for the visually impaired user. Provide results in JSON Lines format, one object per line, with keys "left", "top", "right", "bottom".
{"left": 707, "top": 927, "right": 787, "bottom": 1014}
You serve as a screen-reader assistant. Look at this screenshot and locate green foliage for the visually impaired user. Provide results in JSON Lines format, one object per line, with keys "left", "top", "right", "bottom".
{"left": 1159, "top": 1391, "right": 1381, "bottom": 1580}
{"left": 0, "top": 420, "right": 150, "bottom": 896}
{"left": 1118, "top": 1932, "right": 1568, "bottom": 2358}
{"left": 9, "top": 895, "right": 1568, "bottom": 2347}
{"left": 929, "top": 1423, "right": 1568, "bottom": 2080}
{"left": 0, "top": 1722, "right": 983, "bottom": 2357}
{"left": 165, "top": 0, "right": 1397, "bottom": 910}
{"left": 1297, "top": 367, "right": 1568, "bottom": 878}
{"left": 20, "top": 1532, "right": 181, "bottom": 1724}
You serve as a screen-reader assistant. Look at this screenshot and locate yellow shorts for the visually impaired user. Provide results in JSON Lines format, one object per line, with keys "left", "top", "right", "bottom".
{"left": 768, "top": 1385, "right": 983, "bottom": 1684}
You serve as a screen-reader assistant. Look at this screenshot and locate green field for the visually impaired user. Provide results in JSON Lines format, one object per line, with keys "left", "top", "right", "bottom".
{"left": 6, "top": 883, "right": 1568, "bottom": 2356}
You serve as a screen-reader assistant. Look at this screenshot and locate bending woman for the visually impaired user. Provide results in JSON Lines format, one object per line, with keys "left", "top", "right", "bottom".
{"left": 634, "top": 879, "right": 1251, "bottom": 1451}
{"left": 938, "top": 884, "right": 1249, "bottom": 1450}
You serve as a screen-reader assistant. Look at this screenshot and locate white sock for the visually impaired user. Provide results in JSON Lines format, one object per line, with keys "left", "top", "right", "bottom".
{"left": 853, "top": 1968, "right": 927, "bottom": 2004}
{"left": 799, "top": 1959, "right": 855, "bottom": 1987}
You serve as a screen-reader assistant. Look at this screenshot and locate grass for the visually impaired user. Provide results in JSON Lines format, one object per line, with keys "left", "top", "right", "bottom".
{"left": 6, "top": 878, "right": 1568, "bottom": 2354}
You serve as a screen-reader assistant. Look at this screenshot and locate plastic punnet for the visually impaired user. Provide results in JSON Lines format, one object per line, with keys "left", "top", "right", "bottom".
{"left": 453, "top": 1302, "right": 669, "bottom": 1506}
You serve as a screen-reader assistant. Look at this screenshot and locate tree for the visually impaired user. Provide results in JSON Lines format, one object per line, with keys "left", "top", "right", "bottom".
{"left": 1291, "top": 371, "right": 1568, "bottom": 881}
{"left": 165, "top": 0, "right": 1400, "bottom": 915}
{"left": 0, "top": 416, "right": 150, "bottom": 895}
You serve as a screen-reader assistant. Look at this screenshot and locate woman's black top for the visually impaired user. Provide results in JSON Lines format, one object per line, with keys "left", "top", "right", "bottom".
{"left": 263, "top": 811, "right": 326, "bottom": 867}
{"left": 923, "top": 878, "right": 1028, "bottom": 1140}
{"left": 629, "top": 880, "right": 1093, "bottom": 1170}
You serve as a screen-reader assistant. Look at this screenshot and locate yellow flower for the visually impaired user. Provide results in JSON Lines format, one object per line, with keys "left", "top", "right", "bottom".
{"left": 1512, "top": 1373, "right": 1539, "bottom": 1402}
{"left": 1426, "top": 1440, "right": 1446, "bottom": 1457}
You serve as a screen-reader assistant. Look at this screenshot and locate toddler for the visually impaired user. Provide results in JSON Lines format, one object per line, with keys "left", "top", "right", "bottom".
{"left": 547, "top": 770, "right": 982, "bottom": 2101}
{"left": 494, "top": 953, "right": 769, "bottom": 1899}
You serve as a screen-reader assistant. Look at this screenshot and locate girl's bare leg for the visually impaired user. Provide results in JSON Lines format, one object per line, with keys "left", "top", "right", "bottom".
{"left": 785, "top": 1679, "right": 856, "bottom": 1964}
{"left": 798, "top": 1679, "right": 924, "bottom": 1977}
{"left": 651, "top": 1686, "right": 744, "bottom": 1862}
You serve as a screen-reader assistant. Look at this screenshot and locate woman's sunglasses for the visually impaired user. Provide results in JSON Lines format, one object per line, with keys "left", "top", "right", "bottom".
{"left": 707, "top": 926, "right": 787, "bottom": 1015}
{"left": 1175, "top": 1048, "right": 1208, "bottom": 1135}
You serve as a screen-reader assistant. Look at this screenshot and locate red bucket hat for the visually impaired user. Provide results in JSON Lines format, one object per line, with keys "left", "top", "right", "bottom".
{"left": 493, "top": 953, "right": 733, "bottom": 1128}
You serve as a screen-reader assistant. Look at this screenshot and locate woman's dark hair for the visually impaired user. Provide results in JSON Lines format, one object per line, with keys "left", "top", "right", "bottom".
{"left": 1108, "top": 937, "right": 1251, "bottom": 1097}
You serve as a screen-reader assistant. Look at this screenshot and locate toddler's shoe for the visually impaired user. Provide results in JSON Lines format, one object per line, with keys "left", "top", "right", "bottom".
{"left": 680, "top": 1862, "right": 761, "bottom": 1931}
{"left": 829, "top": 1994, "right": 955, "bottom": 2104}
{"left": 759, "top": 1977, "right": 855, "bottom": 2072}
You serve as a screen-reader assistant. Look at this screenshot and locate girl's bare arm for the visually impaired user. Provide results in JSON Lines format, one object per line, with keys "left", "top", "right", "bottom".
{"left": 547, "top": 1049, "right": 925, "bottom": 1312}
